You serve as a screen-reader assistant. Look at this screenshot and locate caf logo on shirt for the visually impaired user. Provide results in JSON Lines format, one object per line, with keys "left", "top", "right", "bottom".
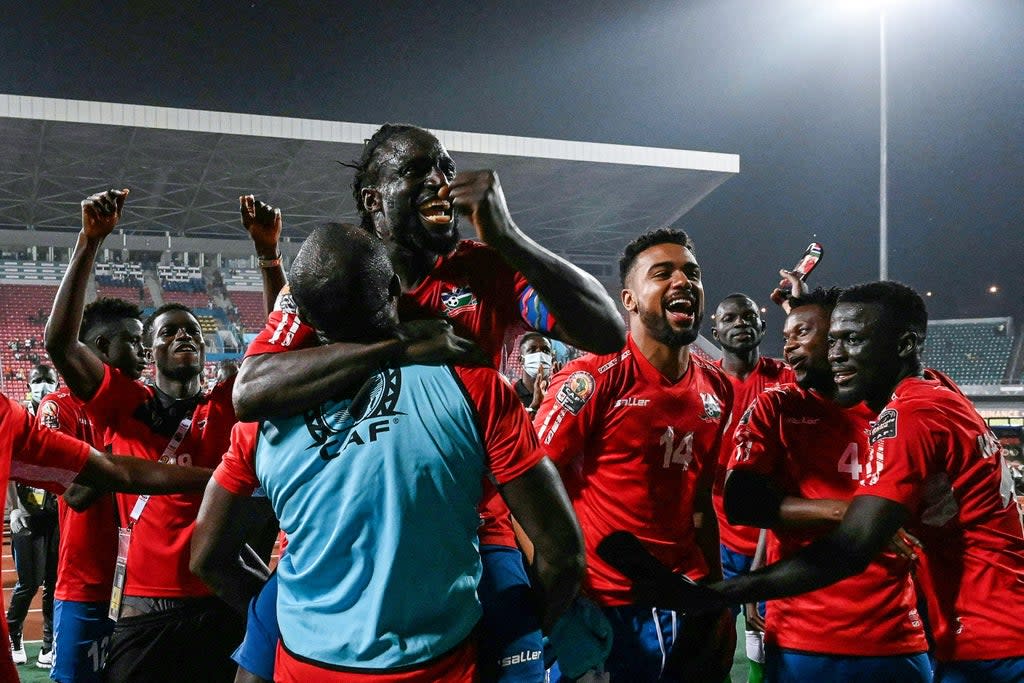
{"left": 700, "top": 392, "right": 722, "bottom": 421}
{"left": 556, "top": 371, "right": 596, "bottom": 415}
{"left": 440, "top": 285, "right": 478, "bottom": 316}
{"left": 870, "top": 409, "right": 898, "bottom": 444}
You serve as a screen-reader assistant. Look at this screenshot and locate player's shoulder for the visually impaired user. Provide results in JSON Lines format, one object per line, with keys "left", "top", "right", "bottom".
{"left": 692, "top": 354, "right": 732, "bottom": 391}
{"left": 759, "top": 356, "right": 793, "bottom": 379}
{"left": 39, "top": 387, "right": 81, "bottom": 408}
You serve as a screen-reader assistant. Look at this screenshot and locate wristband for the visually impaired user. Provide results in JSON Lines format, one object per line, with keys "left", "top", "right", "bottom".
{"left": 258, "top": 253, "right": 282, "bottom": 269}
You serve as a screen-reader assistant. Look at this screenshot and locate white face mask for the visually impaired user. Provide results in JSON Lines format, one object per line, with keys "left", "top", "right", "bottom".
{"left": 522, "top": 351, "right": 553, "bottom": 378}
{"left": 30, "top": 381, "right": 57, "bottom": 404}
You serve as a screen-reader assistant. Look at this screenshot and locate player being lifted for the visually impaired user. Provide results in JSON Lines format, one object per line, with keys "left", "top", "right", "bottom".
{"left": 229, "top": 123, "right": 625, "bottom": 683}
{"left": 193, "top": 222, "right": 585, "bottom": 682}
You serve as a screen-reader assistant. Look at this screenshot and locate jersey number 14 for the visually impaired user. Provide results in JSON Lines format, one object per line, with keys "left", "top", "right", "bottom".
{"left": 661, "top": 427, "right": 695, "bottom": 469}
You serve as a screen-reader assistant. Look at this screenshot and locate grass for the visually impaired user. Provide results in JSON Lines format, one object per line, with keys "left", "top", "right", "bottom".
{"left": 15, "top": 641, "right": 52, "bottom": 682}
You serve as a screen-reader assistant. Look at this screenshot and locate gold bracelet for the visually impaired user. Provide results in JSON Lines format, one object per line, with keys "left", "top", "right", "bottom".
{"left": 258, "top": 253, "right": 282, "bottom": 269}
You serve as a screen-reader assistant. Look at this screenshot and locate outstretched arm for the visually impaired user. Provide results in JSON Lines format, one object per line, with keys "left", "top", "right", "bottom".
{"left": 74, "top": 450, "right": 212, "bottom": 495}
{"left": 45, "top": 189, "right": 129, "bottom": 400}
{"left": 711, "top": 495, "right": 908, "bottom": 605}
{"left": 239, "top": 195, "right": 286, "bottom": 315}
{"left": 446, "top": 171, "right": 625, "bottom": 354}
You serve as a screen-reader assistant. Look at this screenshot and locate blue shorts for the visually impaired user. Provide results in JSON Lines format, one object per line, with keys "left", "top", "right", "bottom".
{"left": 557, "top": 603, "right": 680, "bottom": 682}
{"left": 934, "top": 656, "right": 1024, "bottom": 683}
{"left": 765, "top": 647, "right": 932, "bottom": 683}
{"left": 478, "top": 544, "right": 544, "bottom": 683}
{"left": 232, "top": 571, "right": 279, "bottom": 681}
{"left": 721, "top": 544, "right": 765, "bottom": 622}
{"left": 51, "top": 599, "right": 115, "bottom": 683}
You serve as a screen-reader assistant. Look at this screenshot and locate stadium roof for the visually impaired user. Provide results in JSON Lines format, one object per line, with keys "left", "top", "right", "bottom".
{"left": 0, "top": 94, "right": 738, "bottom": 267}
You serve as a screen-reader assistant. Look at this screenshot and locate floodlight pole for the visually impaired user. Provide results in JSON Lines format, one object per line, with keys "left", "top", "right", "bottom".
{"left": 879, "top": 9, "right": 889, "bottom": 280}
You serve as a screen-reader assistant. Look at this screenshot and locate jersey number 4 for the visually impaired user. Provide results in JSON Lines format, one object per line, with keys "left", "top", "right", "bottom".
{"left": 837, "top": 442, "right": 861, "bottom": 480}
{"left": 661, "top": 427, "right": 695, "bottom": 469}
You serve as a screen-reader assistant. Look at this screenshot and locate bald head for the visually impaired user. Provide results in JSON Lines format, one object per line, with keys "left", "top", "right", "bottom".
{"left": 288, "top": 222, "right": 399, "bottom": 343}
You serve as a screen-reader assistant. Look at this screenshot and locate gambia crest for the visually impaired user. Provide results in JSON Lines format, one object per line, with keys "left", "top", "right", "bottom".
{"left": 440, "top": 285, "right": 478, "bottom": 316}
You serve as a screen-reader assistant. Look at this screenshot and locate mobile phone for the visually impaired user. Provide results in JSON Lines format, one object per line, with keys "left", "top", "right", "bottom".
{"left": 780, "top": 242, "right": 823, "bottom": 291}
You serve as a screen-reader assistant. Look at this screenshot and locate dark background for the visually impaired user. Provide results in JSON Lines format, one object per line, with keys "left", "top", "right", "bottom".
{"left": 2, "top": 0, "right": 1021, "bottom": 345}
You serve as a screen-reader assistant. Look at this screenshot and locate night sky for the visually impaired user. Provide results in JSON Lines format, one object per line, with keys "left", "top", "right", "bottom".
{"left": 3, "top": 0, "right": 1022, "bottom": 347}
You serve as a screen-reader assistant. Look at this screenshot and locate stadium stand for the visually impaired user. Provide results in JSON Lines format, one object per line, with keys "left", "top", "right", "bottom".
{"left": 924, "top": 317, "right": 1015, "bottom": 385}
{"left": 0, "top": 277, "right": 59, "bottom": 395}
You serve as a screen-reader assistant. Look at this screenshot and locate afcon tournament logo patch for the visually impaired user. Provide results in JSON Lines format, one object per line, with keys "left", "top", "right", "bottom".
{"left": 870, "top": 409, "right": 898, "bottom": 445}
{"left": 556, "top": 371, "right": 596, "bottom": 415}
{"left": 700, "top": 392, "right": 722, "bottom": 421}
{"left": 39, "top": 401, "right": 60, "bottom": 430}
{"left": 440, "top": 285, "right": 478, "bottom": 316}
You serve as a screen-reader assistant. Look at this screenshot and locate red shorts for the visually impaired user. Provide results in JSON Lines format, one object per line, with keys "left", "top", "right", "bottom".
{"left": 274, "top": 638, "right": 477, "bottom": 683}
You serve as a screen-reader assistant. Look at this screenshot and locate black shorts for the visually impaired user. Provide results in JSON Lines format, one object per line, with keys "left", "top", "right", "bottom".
{"left": 103, "top": 597, "right": 244, "bottom": 682}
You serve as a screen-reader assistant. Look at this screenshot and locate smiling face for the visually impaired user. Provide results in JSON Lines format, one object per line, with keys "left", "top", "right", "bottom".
{"left": 713, "top": 296, "right": 765, "bottom": 354}
{"left": 621, "top": 241, "right": 704, "bottom": 349}
{"left": 829, "top": 302, "right": 903, "bottom": 409}
{"left": 149, "top": 309, "right": 205, "bottom": 382}
{"left": 363, "top": 128, "right": 459, "bottom": 256}
{"left": 782, "top": 304, "right": 833, "bottom": 393}
{"left": 95, "top": 318, "right": 147, "bottom": 379}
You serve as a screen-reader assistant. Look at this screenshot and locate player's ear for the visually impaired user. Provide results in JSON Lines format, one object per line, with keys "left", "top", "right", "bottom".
{"left": 711, "top": 327, "right": 719, "bottom": 340}
{"left": 896, "top": 331, "right": 920, "bottom": 359}
{"left": 361, "top": 187, "right": 381, "bottom": 214}
{"left": 621, "top": 288, "right": 637, "bottom": 315}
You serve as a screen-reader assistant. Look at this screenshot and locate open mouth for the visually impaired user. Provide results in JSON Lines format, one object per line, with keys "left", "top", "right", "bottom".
{"left": 787, "top": 355, "right": 806, "bottom": 372}
{"left": 418, "top": 198, "right": 452, "bottom": 225}
{"left": 664, "top": 296, "right": 695, "bottom": 326}
{"left": 174, "top": 344, "right": 198, "bottom": 355}
{"left": 832, "top": 367, "right": 856, "bottom": 385}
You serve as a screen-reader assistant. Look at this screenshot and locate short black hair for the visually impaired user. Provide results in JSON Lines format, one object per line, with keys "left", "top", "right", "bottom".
{"left": 618, "top": 228, "right": 695, "bottom": 287}
{"left": 789, "top": 287, "right": 843, "bottom": 314}
{"left": 81, "top": 297, "right": 143, "bottom": 343}
{"left": 837, "top": 281, "right": 928, "bottom": 337}
{"left": 518, "top": 331, "right": 549, "bottom": 351}
{"left": 142, "top": 303, "right": 195, "bottom": 345}
{"left": 344, "top": 123, "right": 427, "bottom": 232}
{"left": 30, "top": 363, "right": 55, "bottom": 378}
{"left": 288, "top": 222, "right": 394, "bottom": 343}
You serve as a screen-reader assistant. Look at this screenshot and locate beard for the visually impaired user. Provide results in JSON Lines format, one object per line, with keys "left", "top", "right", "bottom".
{"left": 639, "top": 307, "right": 702, "bottom": 349}
{"left": 796, "top": 364, "right": 835, "bottom": 394}
{"left": 391, "top": 206, "right": 461, "bottom": 257}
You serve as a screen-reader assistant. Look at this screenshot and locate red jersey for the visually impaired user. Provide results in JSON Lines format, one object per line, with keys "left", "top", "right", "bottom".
{"left": 0, "top": 393, "right": 92, "bottom": 681}
{"left": 713, "top": 356, "right": 794, "bottom": 555}
{"left": 535, "top": 335, "right": 732, "bottom": 606}
{"left": 857, "top": 376, "right": 1024, "bottom": 662}
{"left": 37, "top": 389, "right": 119, "bottom": 603}
{"left": 729, "top": 385, "right": 927, "bottom": 656}
{"left": 245, "top": 240, "right": 555, "bottom": 548}
{"left": 85, "top": 365, "right": 236, "bottom": 599}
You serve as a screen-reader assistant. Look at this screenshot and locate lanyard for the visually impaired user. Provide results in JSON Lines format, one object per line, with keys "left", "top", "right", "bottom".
{"left": 127, "top": 414, "right": 193, "bottom": 527}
